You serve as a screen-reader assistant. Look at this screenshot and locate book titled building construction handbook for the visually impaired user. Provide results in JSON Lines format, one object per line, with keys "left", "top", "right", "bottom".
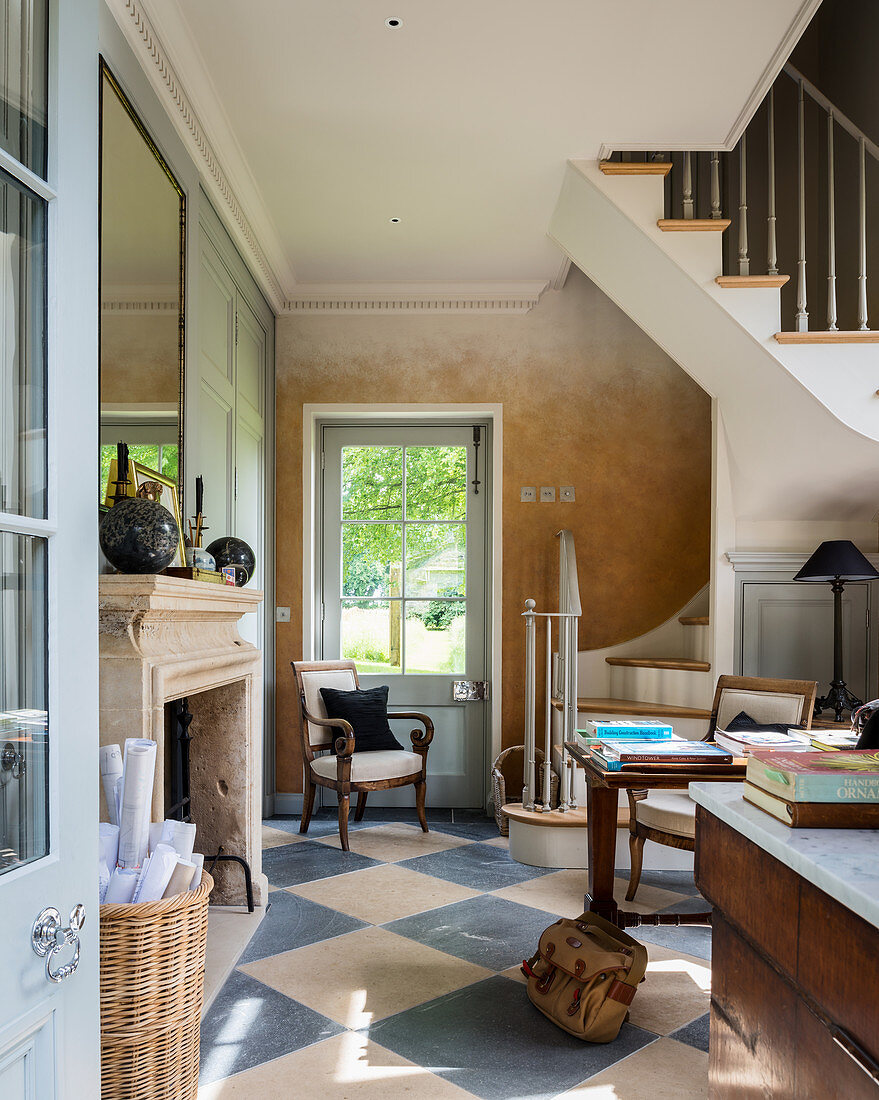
{"left": 746, "top": 749, "right": 879, "bottom": 803}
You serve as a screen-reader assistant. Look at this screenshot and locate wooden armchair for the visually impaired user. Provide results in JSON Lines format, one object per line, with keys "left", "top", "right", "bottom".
{"left": 624, "top": 675, "right": 817, "bottom": 900}
{"left": 291, "top": 660, "right": 434, "bottom": 851}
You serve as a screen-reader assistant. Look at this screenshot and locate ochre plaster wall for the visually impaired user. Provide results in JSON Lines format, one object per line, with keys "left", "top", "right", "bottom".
{"left": 274, "top": 268, "right": 711, "bottom": 793}
{"left": 101, "top": 313, "right": 180, "bottom": 405}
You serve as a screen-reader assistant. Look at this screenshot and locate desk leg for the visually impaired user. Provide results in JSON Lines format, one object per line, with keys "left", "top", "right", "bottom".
{"left": 585, "top": 782, "right": 618, "bottom": 923}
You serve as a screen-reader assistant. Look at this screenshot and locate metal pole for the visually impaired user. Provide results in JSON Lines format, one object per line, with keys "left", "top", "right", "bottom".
{"left": 768, "top": 87, "right": 778, "bottom": 275}
{"left": 738, "top": 133, "right": 749, "bottom": 275}
{"left": 858, "top": 136, "right": 869, "bottom": 331}
{"left": 827, "top": 111, "right": 838, "bottom": 332}
{"left": 682, "top": 151, "right": 694, "bottom": 219}
{"left": 796, "top": 79, "right": 809, "bottom": 332}
{"left": 522, "top": 600, "right": 536, "bottom": 811}
{"left": 542, "top": 618, "right": 553, "bottom": 811}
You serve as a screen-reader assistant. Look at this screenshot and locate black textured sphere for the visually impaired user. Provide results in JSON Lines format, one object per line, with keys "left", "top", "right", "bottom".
{"left": 99, "top": 497, "right": 179, "bottom": 573}
{"left": 206, "top": 536, "right": 256, "bottom": 586}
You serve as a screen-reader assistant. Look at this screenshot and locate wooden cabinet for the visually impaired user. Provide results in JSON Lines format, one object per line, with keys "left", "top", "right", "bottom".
{"left": 696, "top": 807, "right": 879, "bottom": 1099}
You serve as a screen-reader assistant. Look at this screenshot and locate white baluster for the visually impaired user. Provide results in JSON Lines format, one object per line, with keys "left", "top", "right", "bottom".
{"left": 710, "top": 152, "right": 721, "bottom": 219}
{"left": 738, "top": 134, "right": 749, "bottom": 275}
{"left": 827, "top": 111, "right": 838, "bottom": 332}
{"left": 682, "top": 152, "right": 694, "bottom": 219}
{"left": 522, "top": 600, "right": 536, "bottom": 811}
{"left": 795, "top": 79, "right": 809, "bottom": 332}
{"left": 768, "top": 87, "right": 778, "bottom": 275}
{"left": 542, "top": 618, "right": 553, "bottom": 812}
{"left": 568, "top": 617, "right": 578, "bottom": 809}
{"left": 858, "top": 136, "right": 869, "bottom": 331}
{"left": 557, "top": 616, "right": 570, "bottom": 812}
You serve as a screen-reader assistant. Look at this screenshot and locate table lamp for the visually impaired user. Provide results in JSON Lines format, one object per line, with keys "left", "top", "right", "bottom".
{"left": 794, "top": 540, "right": 879, "bottom": 721}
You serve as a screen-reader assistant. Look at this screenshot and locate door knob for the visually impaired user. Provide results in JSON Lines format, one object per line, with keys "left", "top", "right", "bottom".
{"left": 31, "top": 904, "right": 85, "bottom": 984}
{"left": 452, "top": 680, "right": 490, "bottom": 701}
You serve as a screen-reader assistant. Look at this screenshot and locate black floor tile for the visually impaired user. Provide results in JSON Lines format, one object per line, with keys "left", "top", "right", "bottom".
{"left": 239, "top": 889, "right": 367, "bottom": 964}
{"left": 365, "top": 975, "right": 657, "bottom": 1100}
{"left": 432, "top": 817, "right": 503, "bottom": 841}
{"left": 261, "top": 838, "right": 381, "bottom": 887}
{"left": 384, "top": 895, "right": 556, "bottom": 971}
{"left": 671, "top": 1012, "right": 710, "bottom": 1053}
{"left": 398, "top": 842, "right": 554, "bottom": 891}
{"left": 623, "top": 868, "right": 702, "bottom": 897}
{"left": 199, "top": 969, "right": 342, "bottom": 1085}
{"left": 631, "top": 923, "right": 712, "bottom": 961}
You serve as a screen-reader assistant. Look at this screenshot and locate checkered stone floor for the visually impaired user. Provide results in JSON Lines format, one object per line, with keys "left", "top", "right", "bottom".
{"left": 198, "top": 810, "right": 711, "bottom": 1098}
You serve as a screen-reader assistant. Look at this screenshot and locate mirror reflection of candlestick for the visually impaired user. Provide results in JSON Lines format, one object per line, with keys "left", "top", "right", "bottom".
{"left": 113, "top": 441, "right": 130, "bottom": 503}
{"left": 195, "top": 475, "right": 203, "bottom": 517}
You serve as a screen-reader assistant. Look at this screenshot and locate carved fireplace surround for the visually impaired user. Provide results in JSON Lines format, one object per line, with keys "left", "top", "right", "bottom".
{"left": 99, "top": 575, "right": 267, "bottom": 906}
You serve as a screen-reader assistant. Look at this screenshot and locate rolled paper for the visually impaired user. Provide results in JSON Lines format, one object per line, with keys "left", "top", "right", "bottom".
{"left": 160, "top": 819, "right": 196, "bottom": 862}
{"left": 104, "top": 868, "right": 139, "bottom": 904}
{"left": 162, "top": 858, "right": 196, "bottom": 900}
{"left": 99, "top": 822, "right": 119, "bottom": 871}
{"left": 100, "top": 744, "right": 123, "bottom": 826}
{"left": 133, "top": 844, "right": 179, "bottom": 903}
{"left": 118, "top": 739, "right": 156, "bottom": 869}
{"left": 148, "top": 822, "right": 164, "bottom": 856}
{"left": 188, "top": 853, "right": 204, "bottom": 891}
{"left": 114, "top": 775, "right": 124, "bottom": 827}
{"left": 99, "top": 861, "right": 111, "bottom": 904}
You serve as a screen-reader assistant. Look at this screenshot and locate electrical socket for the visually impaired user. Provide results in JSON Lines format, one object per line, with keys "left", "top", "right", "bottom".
{"left": 520, "top": 486, "right": 537, "bottom": 502}
{"left": 275, "top": 606, "right": 291, "bottom": 622}
{"left": 540, "top": 486, "right": 556, "bottom": 502}
{"left": 560, "top": 485, "right": 575, "bottom": 502}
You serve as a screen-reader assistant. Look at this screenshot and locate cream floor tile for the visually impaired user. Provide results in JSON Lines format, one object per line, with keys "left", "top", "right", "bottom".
{"left": 197, "top": 1032, "right": 478, "bottom": 1099}
{"left": 490, "top": 868, "right": 585, "bottom": 915}
{"left": 626, "top": 943, "right": 711, "bottom": 1036}
{"left": 553, "top": 1037, "right": 708, "bottom": 1098}
{"left": 262, "top": 825, "right": 305, "bottom": 849}
{"left": 316, "top": 823, "right": 472, "bottom": 862}
{"left": 612, "top": 877, "right": 692, "bottom": 916}
{"left": 500, "top": 963, "right": 528, "bottom": 985}
{"left": 481, "top": 835, "right": 509, "bottom": 850}
{"left": 238, "top": 925, "right": 491, "bottom": 1028}
{"left": 287, "top": 862, "right": 482, "bottom": 924}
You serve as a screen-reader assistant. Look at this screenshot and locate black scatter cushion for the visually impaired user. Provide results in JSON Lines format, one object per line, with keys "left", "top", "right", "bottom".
{"left": 319, "top": 685, "right": 404, "bottom": 753}
{"left": 724, "top": 710, "right": 796, "bottom": 736}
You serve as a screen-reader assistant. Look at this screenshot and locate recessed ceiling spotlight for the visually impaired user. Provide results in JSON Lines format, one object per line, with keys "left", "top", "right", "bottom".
{"left": 389, "top": 217, "right": 401, "bottom": 223}
{"left": 386, "top": 17, "right": 401, "bottom": 28}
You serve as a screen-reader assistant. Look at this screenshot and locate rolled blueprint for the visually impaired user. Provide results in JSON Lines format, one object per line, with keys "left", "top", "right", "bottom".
{"left": 132, "top": 844, "right": 179, "bottom": 903}
{"left": 188, "top": 853, "right": 205, "bottom": 891}
{"left": 99, "top": 862, "right": 111, "bottom": 904}
{"left": 104, "top": 868, "right": 139, "bottom": 904}
{"left": 148, "top": 822, "right": 164, "bottom": 856}
{"left": 162, "top": 858, "right": 196, "bottom": 899}
{"left": 100, "top": 744, "right": 124, "bottom": 826}
{"left": 99, "top": 822, "right": 119, "bottom": 871}
{"left": 160, "top": 819, "right": 196, "bottom": 861}
{"left": 117, "top": 739, "right": 156, "bottom": 868}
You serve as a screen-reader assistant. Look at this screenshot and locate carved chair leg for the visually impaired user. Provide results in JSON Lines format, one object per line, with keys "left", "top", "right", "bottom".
{"left": 354, "top": 791, "right": 368, "bottom": 822}
{"left": 415, "top": 778, "right": 429, "bottom": 833}
{"left": 300, "top": 776, "right": 316, "bottom": 835}
{"left": 626, "top": 830, "right": 646, "bottom": 902}
{"left": 338, "top": 792, "right": 351, "bottom": 851}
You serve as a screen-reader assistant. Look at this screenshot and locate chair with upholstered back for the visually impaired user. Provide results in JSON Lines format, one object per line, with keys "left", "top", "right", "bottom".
{"left": 624, "top": 675, "right": 817, "bottom": 901}
{"left": 292, "top": 660, "right": 434, "bottom": 851}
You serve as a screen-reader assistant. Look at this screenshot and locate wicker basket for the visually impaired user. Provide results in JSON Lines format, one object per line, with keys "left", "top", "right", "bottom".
{"left": 100, "top": 871, "right": 213, "bottom": 1100}
{"left": 491, "top": 746, "right": 559, "bottom": 835}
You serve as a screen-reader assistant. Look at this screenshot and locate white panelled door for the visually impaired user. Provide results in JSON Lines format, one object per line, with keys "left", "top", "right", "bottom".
{"left": 0, "top": 2, "right": 100, "bottom": 1096}
{"left": 321, "top": 424, "right": 491, "bottom": 808}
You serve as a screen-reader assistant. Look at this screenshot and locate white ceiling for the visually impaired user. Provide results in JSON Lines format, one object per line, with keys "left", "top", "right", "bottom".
{"left": 138, "top": 0, "right": 818, "bottom": 304}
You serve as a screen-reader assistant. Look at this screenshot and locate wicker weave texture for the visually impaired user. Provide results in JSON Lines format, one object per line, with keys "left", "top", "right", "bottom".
{"left": 491, "top": 746, "right": 559, "bottom": 835}
{"left": 100, "top": 872, "right": 213, "bottom": 1100}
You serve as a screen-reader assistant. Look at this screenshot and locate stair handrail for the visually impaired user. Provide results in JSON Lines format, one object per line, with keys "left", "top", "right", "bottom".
{"left": 782, "top": 63, "right": 879, "bottom": 164}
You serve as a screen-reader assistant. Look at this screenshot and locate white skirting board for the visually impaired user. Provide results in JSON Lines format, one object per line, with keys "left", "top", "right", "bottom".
{"left": 274, "top": 792, "right": 304, "bottom": 815}
{"left": 508, "top": 817, "right": 694, "bottom": 872}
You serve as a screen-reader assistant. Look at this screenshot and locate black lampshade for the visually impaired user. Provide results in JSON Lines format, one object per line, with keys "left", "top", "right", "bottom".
{"left": 793, "top": 540, "right": 879, "bottom": 583}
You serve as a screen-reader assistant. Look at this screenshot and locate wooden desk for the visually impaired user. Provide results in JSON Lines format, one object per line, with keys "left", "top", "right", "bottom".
{"left": 564, "top": 741, "right": 746, "bottom": 928}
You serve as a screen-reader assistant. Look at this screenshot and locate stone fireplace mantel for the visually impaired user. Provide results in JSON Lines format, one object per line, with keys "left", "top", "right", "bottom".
{"left": 99, "top": 574, "right": 266, "bottom": 905}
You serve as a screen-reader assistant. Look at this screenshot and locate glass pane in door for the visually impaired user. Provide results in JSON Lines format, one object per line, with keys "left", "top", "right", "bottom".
{"left": 405, "top": 446, "right": 467, "bottom": 520}
{"left": 0, "top": 532, "right": 47, "bottom": 873}
{"left": 0, "top": 166, "right": 47, "bottom": 518}
{"left": 342, "top": 446, "right": 402, "bottom": 520}
{"left": 0, "top": 0, "right": 49, "bottom": 177}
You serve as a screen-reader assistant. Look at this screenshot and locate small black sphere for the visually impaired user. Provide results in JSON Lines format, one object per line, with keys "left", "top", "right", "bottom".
{"left": 100, "top": 497, "right": 179, "bottom": 573}
{"left": 206, "top": 536, "right": 256, "bottom": 586}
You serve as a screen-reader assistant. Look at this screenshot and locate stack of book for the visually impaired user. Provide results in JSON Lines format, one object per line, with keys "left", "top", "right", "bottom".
{"left": 744, "top": 749, "right": 879, "bottom": 828}
{"left": 713, "top": 727, "right": 811, "bottom": 757}
{"left": 578, "top": 720, "right": 673, "bottom": 742}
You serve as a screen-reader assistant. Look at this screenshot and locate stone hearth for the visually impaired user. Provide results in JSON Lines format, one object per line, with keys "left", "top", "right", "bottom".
{"left": 99, "top": 575, "right": 266, "bottom": 906}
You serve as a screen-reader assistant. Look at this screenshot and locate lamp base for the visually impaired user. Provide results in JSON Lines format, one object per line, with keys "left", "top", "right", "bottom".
{"left": 815, "top": 680, "right": 863, "bottom": 724}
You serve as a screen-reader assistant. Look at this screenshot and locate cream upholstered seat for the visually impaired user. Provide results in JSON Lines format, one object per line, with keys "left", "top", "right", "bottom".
{"left": 624, "top": 676, "right": 817, "bottom": 900}
{"left": 292, "top": 660, "right": 434, "bottom": 851}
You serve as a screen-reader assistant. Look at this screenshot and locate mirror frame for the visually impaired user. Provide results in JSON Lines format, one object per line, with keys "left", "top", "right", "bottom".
{"left": 98, "top": 57, "right": 186, "bottom": 512}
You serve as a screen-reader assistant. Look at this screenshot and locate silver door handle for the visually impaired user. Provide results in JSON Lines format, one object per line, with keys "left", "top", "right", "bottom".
{"left": 32, "top": 904, "right": 85, "bottom": 984}
{"left": 452, "top": 681, "right": 490, "bottom": 701}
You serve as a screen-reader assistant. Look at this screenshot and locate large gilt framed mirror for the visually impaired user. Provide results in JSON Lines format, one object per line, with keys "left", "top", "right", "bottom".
{"left": 99, "top": 59, "right": 185, "bottom": 512}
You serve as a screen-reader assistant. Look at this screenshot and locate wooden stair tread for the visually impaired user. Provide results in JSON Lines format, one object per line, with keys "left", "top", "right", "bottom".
{"left": 774, "top": 330, "right": 879, "bottom": 344}
{"left": 599, "top": 160, "right": 672, "bottom": 177}
{"left": 679, "top": 615, "right": 709, "bottom": 626}
{"left": 502, "top": 803, "right": 629, "bottom": 829}
{"left": 606, "top": 656, "right": 710, "bottom": 672}
{"left": 715, "top": 275, "right": 789, "bottom": 288}
{"left": 658, "top": 218, "right": 730, "bottom": 232}
{"left": 551, "top": 697, "right": 712, "bottom": 720}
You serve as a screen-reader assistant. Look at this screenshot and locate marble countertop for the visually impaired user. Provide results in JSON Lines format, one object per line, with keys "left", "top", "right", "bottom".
{"left": 690, "top": 782, "right": 879, "bottom": 931}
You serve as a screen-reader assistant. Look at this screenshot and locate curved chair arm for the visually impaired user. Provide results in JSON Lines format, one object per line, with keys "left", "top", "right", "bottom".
{"left": 625, "top": 788, "right": 649, "bottom": 832}
{"left": 390, "top": 710, "right": 435, "bottom": 750}
{"left": 303, "top": 710, "right": 355, "bottom": 757}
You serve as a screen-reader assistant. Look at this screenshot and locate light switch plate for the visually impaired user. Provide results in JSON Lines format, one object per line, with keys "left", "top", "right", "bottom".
{"left": 520, "top": 486, "right": 537, "bottom": 502}
{"left": 275, "top": 606, "right": 291, "bottom": 622}
{"left": 560, "top": 485, "right": 575, "bottom": 502}
{"left": 540, "top": 486, "right": 556, "bottom": 502}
